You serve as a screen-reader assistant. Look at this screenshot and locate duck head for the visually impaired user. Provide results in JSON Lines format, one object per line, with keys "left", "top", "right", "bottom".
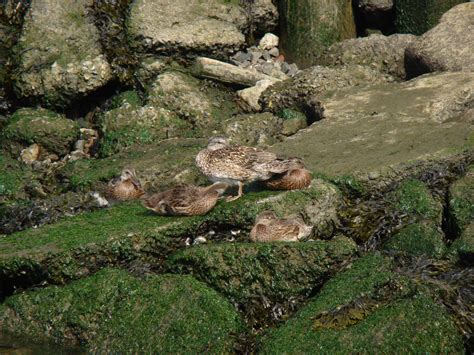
{"left": 207, "top": 136, "right": 230, "bottom": 151}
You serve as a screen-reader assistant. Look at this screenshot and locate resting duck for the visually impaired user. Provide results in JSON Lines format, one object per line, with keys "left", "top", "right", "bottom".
{"left": 250, "top": 210, "right": 313, "bottom": 242}
{"left": 106, "top": 167, "right": 144, "bottom": 201}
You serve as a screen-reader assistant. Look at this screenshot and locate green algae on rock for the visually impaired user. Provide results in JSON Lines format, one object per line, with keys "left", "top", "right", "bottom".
{"left": 2, "top": 108, "right": 79, "bottom": 156}
{"left": 448, "top": 223, "right": 474, "bottom": 265}
{"left": 277, "top": 0, "right": 356, "bottom": 68}
{"left": 395, "top": 0, "right": 464, "bottom": 35}
{"left": 384, "top": 222, "right": 446, "bottom": 258}
{"left": 448, "top": 170, "right": 474, "bottom": 236}
{"left": 0, "top": 154, "right": 34, "bottom": 202}
{"left": 259, "top": 254, "right": 464, "bottom": 353}
{"left": 0, "top": 268, "right": 243, "bottom": 353}
{"left": 167, "top": 236, "right": 357, "bottom": 305}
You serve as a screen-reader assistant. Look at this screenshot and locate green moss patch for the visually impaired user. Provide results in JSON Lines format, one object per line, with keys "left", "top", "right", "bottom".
{"left": 167, "top": 236, "right": 357, "bottom": 304}
{"left": 390, "top": 179, "right": 441, "bottom": 221}
{"left": 260, "top": 254, "right": 463, "bottom": 353}
{"left": 384, "top": 222, "right": 446, "bottom": 258}
{"left": 0, "top": 268, "right": 243, "bottom": 353}
{"left": 2, "top": 108, "right": 79, "bottom": 156}
{"left": 448, "top": 172, "right": 474, "bottom": 235}
{"left": 449, "top": 223, "right": 474, "bottom": 265}
{"left": 0, "top": 154, "right": 29, "bottom": 201}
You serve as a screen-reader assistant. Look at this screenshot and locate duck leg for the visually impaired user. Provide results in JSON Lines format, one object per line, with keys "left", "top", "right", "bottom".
{"left": 226, "top": 181, "right": 243, "bottom": 202}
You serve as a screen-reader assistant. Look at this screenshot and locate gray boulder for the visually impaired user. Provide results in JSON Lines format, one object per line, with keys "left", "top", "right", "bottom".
{"left": 128, "top": 0, "right": 248, "bottom": 58}
{"left": 247, "top": 0, "right": 278, "bottom": 34}
{"left": 354, "top": 0, "right": 394, "bottom": 33}
{"left": 405, "top": 3, "right": 474, "bottom": 78}
{"left": 12, "top": 0, "right": 113, "bottom": 107}
{"left": 318, "top": 34, "right": 416, "bottom": 80}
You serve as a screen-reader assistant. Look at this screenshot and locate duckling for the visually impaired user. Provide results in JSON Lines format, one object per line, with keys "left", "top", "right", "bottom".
{"left": 250, "top": 210, "right": 313, "bottom": 242}
{"left": 142, "top": 182, "right": 228, "bottom": 216}
{"left": 263, "top": 157, "right": 312, "bottom": 190}
{"left": 106, "top": 167, "right": 145, "bottom": 201}
{"left": 196, "top": 136, "right": 303, "bottom": 201}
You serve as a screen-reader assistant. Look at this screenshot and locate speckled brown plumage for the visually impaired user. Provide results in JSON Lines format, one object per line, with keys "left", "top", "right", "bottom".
{"left": 142, "top": 182, "right": 228, "bottom": 216}
{"left": 263, "top": 161, "right": 312, "bottom": 190}
{"left": 249, "top": 211, "right": 313, "bottom": 242}
{"left": 106, "top": 167, "right": 144, "bottom": 201}
{"left": 196, "top": 137, "right": 305, "bottom": 200}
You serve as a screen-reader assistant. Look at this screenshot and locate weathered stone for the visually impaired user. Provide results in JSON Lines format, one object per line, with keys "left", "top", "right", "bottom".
{"left": 194, "top": 56, "right": 279, "bottom": 86}
{"left": 2, "top": 108, "right": 79, "bottom": 156}
{"left": 237, "top": 79, "right": 275, "bottom": 111}
{"left": 260, "top": 65, "right": 392, "bottom": 114}
{"left": 12, "top": 0, "right": 113, "bottom": 107}
{"left": 318, "top": 34, "right": 417, "bottom": 80}
{"left": 148, "top": 71, "right": 238, "bottom": 130}
{"left": 278, "top": 0, "right": 357, "bottom": 68}
{"left": 0, "top": 269, "right": 243, "bottom": 353}
{"left": 405, "top": 3, "right": 474, "bottom": 78}
{"left": 268, "top": 72, "right": 474, "bottom": 177}
{"left": 395, "top": 0, "right": 465, "bottom": 35}
{"left": 128, "top": 0, "right": 247, "bottom": 58}
{"left": 134, "top": 56, "right": 167, "bottom": 84}
{"left": 259, "top": 33, "right": 279, "bottom": 49}
{"left": 223, "top": 112, "right": 282, "bottom": 146}
{"left": 19, "top": 143, "right": 41, "bottom": 164}
{"left": 268, "top": 47, "right": 279, "bottom": 57}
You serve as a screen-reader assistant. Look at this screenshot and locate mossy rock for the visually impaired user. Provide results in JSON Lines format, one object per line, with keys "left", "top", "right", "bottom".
{"left": 278, "top": 0, "right": 356, "bottom": 68}
{"left": 97, "top": 93, "right": 192, "bottom": 157}
{"left": 395, "top": 0, "right": 464, "bottom": 35}
{"left": 0, "top": 268, "right": 243, "bottom": 353}
{"left": 223, "top": 113, "right": 283, "bottom": 147}
{"left": 0, "top": 154, "right": 34, "bottom": 202}
{"left": 448, "top": 222, "right": 474, "bottom": 265}
{"left": 260, "top": 254, "right": 464, "bottom": 353}
{"left": 61, "top": 139, "right": 207, "bottom": 192}
{"left": 390, "top": 178, "right": 442, "bottom": 222}
{"left": 167, "top": 236, "right": 357, "bottom": 304}
{"left": 0, "top": 187, "right": 328, "bottom": 296}
{"left": 448, "top": 170, "right": 474, "bottom": 235}
{"left": 384, "top": 222, "right": 446, "bottom": 258}
{"left": 148, "top": 71, "right": 238, "bottom": 131}
{"left": 2, "top": 108, "right": 79, "bottom": 156}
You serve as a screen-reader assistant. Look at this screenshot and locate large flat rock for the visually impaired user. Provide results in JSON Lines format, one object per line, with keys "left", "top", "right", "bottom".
{"left": 270, "top": 72, "right": 474, "bottom": 176}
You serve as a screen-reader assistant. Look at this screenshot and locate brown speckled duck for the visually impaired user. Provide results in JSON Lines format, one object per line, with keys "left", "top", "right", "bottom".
{"left": 196, "top": 137, "right": 303, "bottom": 201}
{"left": 106, "top": 167, "right": 144, "bottom": 201}
{"left": 250, "top": 211, "right": 313, "bottom": 242}
{"left": 142, "top": 182, "right": 228, "bottom": 216}
{"left": 263, "top": 157, "right": 312, "bottom": 190}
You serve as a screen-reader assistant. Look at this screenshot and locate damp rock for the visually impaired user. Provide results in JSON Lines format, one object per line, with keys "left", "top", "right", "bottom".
{"left": 354, "top": 0, "right": 395, "bottom": 34}
{"left": 1, "top": 108, "right": 79, "bottom": 157}
{"left": 12, "top": 0, "right": 113, "bottom": 107}
{"left": 405, "top": 3, "right": 474, "bottom": 79}
{"left": 0, "top": 269, "right": 243, "bottom": 353}
{"left": 128, "top": 0, "right": 247, "bottom": 58}
{"left": 318, "top": 34, "right": 417, "bottom": 80}
{"left": 246, "top": 0, "right": 278, "bottom": 34}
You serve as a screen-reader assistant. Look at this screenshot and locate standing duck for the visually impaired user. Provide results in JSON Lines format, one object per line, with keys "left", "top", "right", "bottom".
{"left": 106, "top": 167, "right": 145, "bottom": 201}
{"left": 195, "top": 136, "right": 303, "bottom": 201}
{"left": 142, "top": 182, "right": 228, "bottom": 216}
{"left": 263, "top": 157, "right": 312, "bottom": 190}
{"left": 250, "top": 210, "right": 313, "bottom": 242}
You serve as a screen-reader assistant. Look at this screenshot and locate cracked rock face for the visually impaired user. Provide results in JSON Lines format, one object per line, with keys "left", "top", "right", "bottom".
{"left": 128, "top": 0, "right": 248, "bottom": 58}
{"left": 12, "top": 0, "right": 113, "bottom": 107}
